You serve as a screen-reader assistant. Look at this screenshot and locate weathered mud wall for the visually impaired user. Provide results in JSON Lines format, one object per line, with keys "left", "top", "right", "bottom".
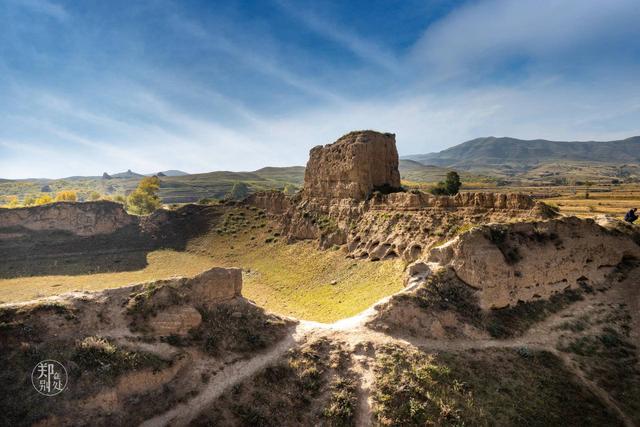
{"left": 246, "top": 130, "right": 556, "bottom": 261}
{"left": 428, "top": 217, "right": 640, "bottom": 309}
{"left": 248, "top": 189, "right": 555, "bottom": 261}
{"left": 245, "top": 191, "right": 291, "bottom": 214}
{"left": 0, "top": 201, "right": 136, "bottom": 236}
{"left": 0, "top": 203, "right": 226, "bottom": 278}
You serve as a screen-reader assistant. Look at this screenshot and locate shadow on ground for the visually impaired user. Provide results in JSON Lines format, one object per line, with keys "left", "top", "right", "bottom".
{"left": 0, "top": 204, "right": 223, "bottom": 279}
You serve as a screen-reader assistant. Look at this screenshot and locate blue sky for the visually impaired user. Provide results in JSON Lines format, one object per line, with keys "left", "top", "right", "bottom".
{"left": 1, "top": 0, "right": 639, "bottom": 178}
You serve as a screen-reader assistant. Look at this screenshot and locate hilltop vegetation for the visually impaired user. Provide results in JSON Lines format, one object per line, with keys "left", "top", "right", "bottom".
{"left": 0, "top": 166, "right": 305, "bottom": 205}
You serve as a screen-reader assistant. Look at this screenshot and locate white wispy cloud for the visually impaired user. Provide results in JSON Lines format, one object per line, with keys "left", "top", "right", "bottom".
{"left": 1, "top": 0, "right": 639, "bottom": 179}
{"left": 274, "top": 0, "right": 400, "bottom": 74}
{"left": 411, "top": 0, "right": 640, "bottom": 79}
{"left": 167, "top": 13, "right": 346, "bottom": 104}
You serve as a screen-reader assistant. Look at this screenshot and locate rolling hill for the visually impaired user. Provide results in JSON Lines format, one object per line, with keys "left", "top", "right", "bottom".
{"left": 398, "top": 160, "right": 493, "bottom": 185}
{"left": 404, "top": 136, "right": 640, "bottom": 168}
{"left": 0, "top": 166, "right": 306, "bottom": 203}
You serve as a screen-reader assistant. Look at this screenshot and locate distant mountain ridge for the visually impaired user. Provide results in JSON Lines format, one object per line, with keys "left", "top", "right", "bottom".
{"left": 404, "top": 136, "right": 640, "bottom": 167}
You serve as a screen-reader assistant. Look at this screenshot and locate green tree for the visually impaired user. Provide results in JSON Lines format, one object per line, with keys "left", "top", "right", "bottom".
{"left": 444, "top": 171, "right": 462, "bottom": 195}
{"left": 430, "top": 171, "right": 462, "bottom": 196}
{"left": 226, "top": 181, "right": 250, "bottom": 201}
{"left": 127, "top": 176, "right": 161, "bottom": 215}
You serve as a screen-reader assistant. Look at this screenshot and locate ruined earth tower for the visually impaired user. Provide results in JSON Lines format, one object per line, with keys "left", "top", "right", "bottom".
{"left": 302, "top": 130, "right": 401, "bottom": 201}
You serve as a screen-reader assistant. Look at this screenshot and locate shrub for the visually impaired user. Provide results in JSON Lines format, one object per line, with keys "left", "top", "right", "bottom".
{"left": 430, "top": 171, "right": 462, "bottom": 196}
{"left": 198, "top": 197, "right": 217, "bottom": 205}
{"left": 73, "top": 336, "right": 167, "bottom": 380}
{"left": 113, "top": 194, "right": 126, "bottom": 204}
{"left": 323, "top": 376, "right": 357, "bottom": 425}
{"left": 88, "top": 191, "right": 101, "bottom": 201}
{"left": 55, "top": 190, "right": 77, "bottom": 202}
{"left": 1, "top": 195, "right": 19, "bottom": 208}
{"left": 23, "top": 195, "right": 36, "bottom": 206}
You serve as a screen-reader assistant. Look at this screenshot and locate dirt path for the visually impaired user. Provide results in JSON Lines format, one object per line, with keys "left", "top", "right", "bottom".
{"left": 139, "top": 324, "right": 310, "bottom": 427}
{"left": 352, "top": 352, "right": 375, "bottom": 427}
{"left": 139, "top": 264, "right": 639, "bottom": 427}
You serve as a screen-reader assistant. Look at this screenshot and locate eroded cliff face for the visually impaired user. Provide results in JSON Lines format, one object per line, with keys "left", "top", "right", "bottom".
{"left": 426, "top": 217, "right": 640, "bottom": 309}
{"left": 0, "top": 201, "right": 136, "bottom": 237}
{"left": 303, "top": 130, "right": 401, "bottom": 201}
{"left": 344, "top": 192, "right": 555, "bottom": 262}
{"left": 248, "top": 189, "right": 555, "bottom": 262}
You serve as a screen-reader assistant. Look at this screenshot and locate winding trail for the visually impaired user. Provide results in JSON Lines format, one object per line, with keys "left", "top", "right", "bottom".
{"left": 139, "top": 264, "right": 640, "bottom": 427}
{"left": 140, "top": 324, "right": 309, "bottom": 427}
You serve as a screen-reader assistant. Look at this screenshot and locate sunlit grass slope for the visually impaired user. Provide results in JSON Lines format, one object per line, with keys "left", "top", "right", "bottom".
{"left": 187, "top": 207, "right": 405, "bottom": 323}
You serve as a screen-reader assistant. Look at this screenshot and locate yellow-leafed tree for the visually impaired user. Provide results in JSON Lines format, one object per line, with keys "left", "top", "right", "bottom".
{"left": 55, "top": 190, "right": 78, "bottom": 202}
{"left": 127, "top": 176, "right": 161, "bottom": 215}
{"left": 34, "top": 195, "right": 54, "bottom": 206}
{"left": 2, "top": 195, "right": 20, "bottom": 208}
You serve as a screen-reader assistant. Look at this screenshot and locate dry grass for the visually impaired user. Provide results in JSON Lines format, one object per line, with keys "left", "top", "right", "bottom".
{"left": 546, "top": 186, "right": 640, "bottom": 218}
{"left": 0, "top": 250, "right": 216, "bottom": 303}
{"left": 464, "top": 183, "right": 640, "bottom": 219}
